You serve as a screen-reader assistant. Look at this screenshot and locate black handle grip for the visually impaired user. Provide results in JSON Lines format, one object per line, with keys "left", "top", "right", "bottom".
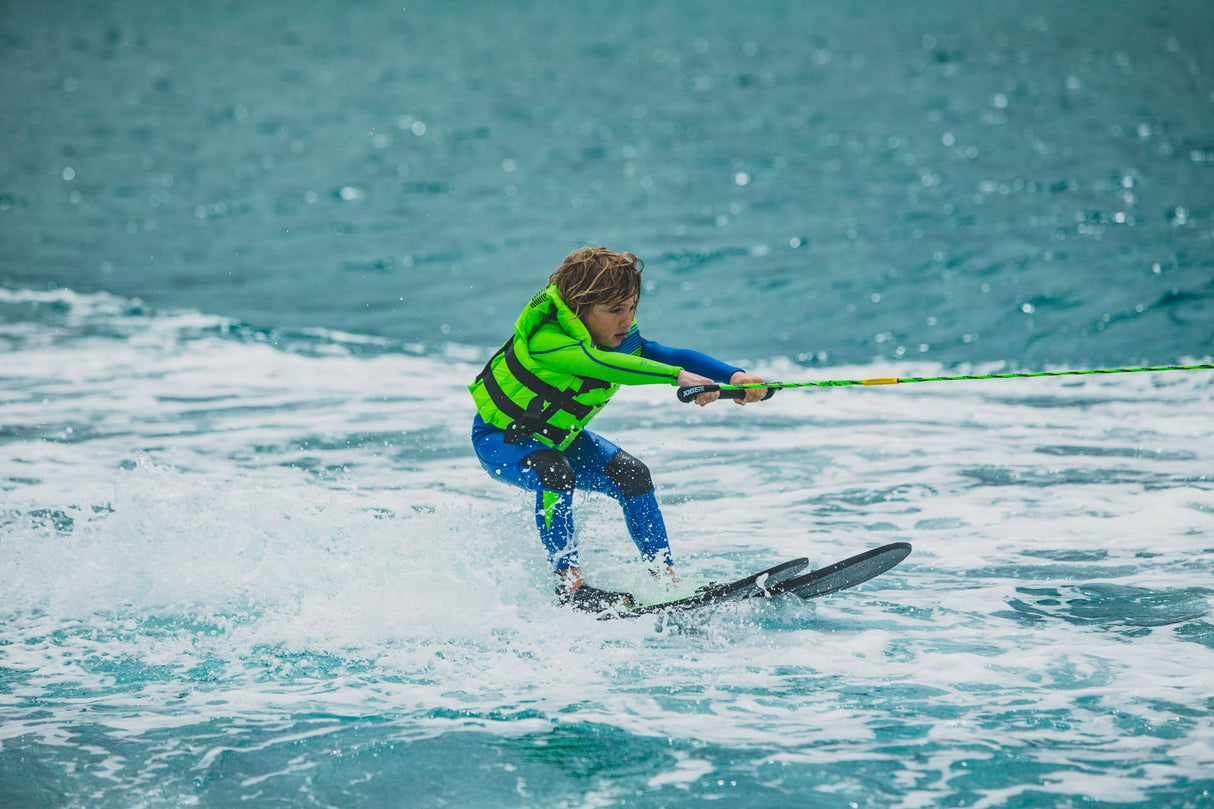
{"left": 677, "top": 385, "right": 776, "bottom": 403}
{"left": 677, "top": 384, "right": 719, "bottom": 402}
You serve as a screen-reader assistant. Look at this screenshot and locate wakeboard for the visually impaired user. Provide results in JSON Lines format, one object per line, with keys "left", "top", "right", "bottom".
{"left": 770, "top": 541, "right": 911, "bottom": 599}
{"left": 616, "top": 556, "right": 810, "bottom": 617}
{"left": 607, "top": 542, "right": 911, "bottom": 619}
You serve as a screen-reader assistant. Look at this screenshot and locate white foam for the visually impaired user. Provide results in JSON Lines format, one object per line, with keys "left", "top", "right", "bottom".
{"left": 2, "top": 293, "right": 1213, "bottom": 802}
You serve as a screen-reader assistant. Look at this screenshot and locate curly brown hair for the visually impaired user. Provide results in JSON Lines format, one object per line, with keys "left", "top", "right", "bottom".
{"left": 548, "top": 247, "right": 643, "bottom": 317}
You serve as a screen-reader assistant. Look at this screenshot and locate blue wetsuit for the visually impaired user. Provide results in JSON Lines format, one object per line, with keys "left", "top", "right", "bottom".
{"left": 471, "top": 329, "right": 741, "bottom": 572}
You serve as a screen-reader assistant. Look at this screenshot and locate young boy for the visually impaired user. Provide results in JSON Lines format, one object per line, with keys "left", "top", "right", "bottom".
{"left": 468, "top": 247, "right": 768, "bottom": 611}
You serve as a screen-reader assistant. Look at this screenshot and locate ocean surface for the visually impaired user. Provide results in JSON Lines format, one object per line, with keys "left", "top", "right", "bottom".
{"left": 3, "top": 1, "right": 1213, "bottom": 807}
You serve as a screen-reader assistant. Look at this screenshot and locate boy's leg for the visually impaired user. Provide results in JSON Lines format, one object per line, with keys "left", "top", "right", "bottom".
{"left": 471, "top": 420, "right": 578, "bottom": 571}
{"left": 520, "top": 449, "right": 577, "bottom": 572}
{"left": 564, "top": 430, "right": 673, "bottom": 568}
{"left": 605, "top": 450, "right": 673, "bottom": 568}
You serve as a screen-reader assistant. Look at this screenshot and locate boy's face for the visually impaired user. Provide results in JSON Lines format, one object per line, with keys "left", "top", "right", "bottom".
{"left": 581, "top": 295, "right": 638, "bottom": 348}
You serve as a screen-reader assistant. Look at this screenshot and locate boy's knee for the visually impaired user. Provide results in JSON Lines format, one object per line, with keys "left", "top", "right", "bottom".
{"left": 523, "top": 449, "right": 575, "bottom": 492}
{"left": 604, "top": 450, "right": 653, "bottom": 498}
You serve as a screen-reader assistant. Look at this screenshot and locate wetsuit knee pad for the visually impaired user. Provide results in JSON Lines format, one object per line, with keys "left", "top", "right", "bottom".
{"left": 604, "top": 450, "right": 654, "bottom": 498}
{"left": 522, "top": 449, "right": 575, "bottom": 493}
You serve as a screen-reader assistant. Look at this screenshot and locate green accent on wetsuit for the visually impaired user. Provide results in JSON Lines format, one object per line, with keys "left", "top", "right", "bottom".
{"left": 469, "top": 285, "right": 680, "bottom": 450}
{"left": 541, "top": 489, "right": 561, "bottom": 530}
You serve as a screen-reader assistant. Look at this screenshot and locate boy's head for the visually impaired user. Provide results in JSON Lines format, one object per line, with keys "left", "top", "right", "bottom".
{"left": 549, "top": 247, "right": 643, "bottom": 317}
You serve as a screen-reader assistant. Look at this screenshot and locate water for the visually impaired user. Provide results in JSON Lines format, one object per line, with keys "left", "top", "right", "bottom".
{"left": 2, "top": 1, "right": 1213, "bottom": 807}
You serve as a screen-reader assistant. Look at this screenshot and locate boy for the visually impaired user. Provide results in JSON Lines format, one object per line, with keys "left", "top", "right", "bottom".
{"left": 469, "top": 247, "right": 768, "bottom": 611}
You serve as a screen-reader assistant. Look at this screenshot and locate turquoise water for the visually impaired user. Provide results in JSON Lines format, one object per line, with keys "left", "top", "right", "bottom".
{"left": 3, "top": 1, "right": 1213, "bottom": 807}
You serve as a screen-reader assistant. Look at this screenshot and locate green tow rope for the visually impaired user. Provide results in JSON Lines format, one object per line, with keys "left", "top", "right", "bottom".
{"left": 677, "top": 363, "right": 1214, "bottom": 402}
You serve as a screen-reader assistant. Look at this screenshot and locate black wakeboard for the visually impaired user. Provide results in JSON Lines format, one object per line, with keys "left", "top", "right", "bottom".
{"left": 770, "top": 542, "right": 912, "bottom": 600}
{"left": 607, "top": 542, "right": 911, "bottom": 619}
{"left": 613, "top": 557, "right": 810, "bottom": 617}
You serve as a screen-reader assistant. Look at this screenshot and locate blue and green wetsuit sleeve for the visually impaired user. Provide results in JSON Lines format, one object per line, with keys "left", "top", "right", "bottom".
{"left": 527, "top": 322, "right": 682, "bottom": 385}
{"left": 610, "top": 323, "right": 742, "bottom": 382}
{"left": 528, "top": 320, "right": 744, "bottom": 385}
{"left": 611, "top": 325, "right": 742, "bottom": 381}
{"left": 638, "top": 339, "right": 742, "bottom": 383}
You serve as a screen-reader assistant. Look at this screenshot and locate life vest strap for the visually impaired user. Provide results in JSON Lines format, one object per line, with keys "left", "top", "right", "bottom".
{"left": 480, "top": 357, "right": 573, "bottom": 447}
{"left": 501, "top": 342, "right": 594, "bottom": 421}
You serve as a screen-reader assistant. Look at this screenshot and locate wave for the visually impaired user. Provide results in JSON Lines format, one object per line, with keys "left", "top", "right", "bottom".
{"left": 0, "top": 286, "right": 444, "bottom": 359}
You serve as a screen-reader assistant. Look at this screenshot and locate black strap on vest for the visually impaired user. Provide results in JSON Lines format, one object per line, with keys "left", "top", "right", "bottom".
{"left": 500, "top": 343, "right": 594, "bottom": 421}
{"left": 480, "top": 368, "right": 572, "bottom": 446}
{"left": 476, "top": 337, "right": 612, "bottom": 446}
{"left": 474, "top": 337, "right": 512, "bottom": 386}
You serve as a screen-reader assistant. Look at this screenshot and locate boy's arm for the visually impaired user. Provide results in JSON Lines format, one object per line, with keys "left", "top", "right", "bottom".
{"left": 638, "top": 339, "right": 742, "bottom": 383}
{"left": 528, "top": 327, "right": 680, "bottom": 385}
{"left": 640, "top": 336, "right": 769, "bottom": 405}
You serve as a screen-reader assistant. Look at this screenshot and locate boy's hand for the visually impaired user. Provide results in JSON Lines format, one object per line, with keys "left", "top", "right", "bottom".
{"left": 676, "top": 369, "right": 719, "bottom": 406}
{"left": 729, "top": 371, "right": 769, "bottom": 405}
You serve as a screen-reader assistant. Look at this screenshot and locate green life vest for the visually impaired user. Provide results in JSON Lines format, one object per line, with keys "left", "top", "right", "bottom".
{"left": 469, "top": 285, "right": 680, "bottom": 450}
